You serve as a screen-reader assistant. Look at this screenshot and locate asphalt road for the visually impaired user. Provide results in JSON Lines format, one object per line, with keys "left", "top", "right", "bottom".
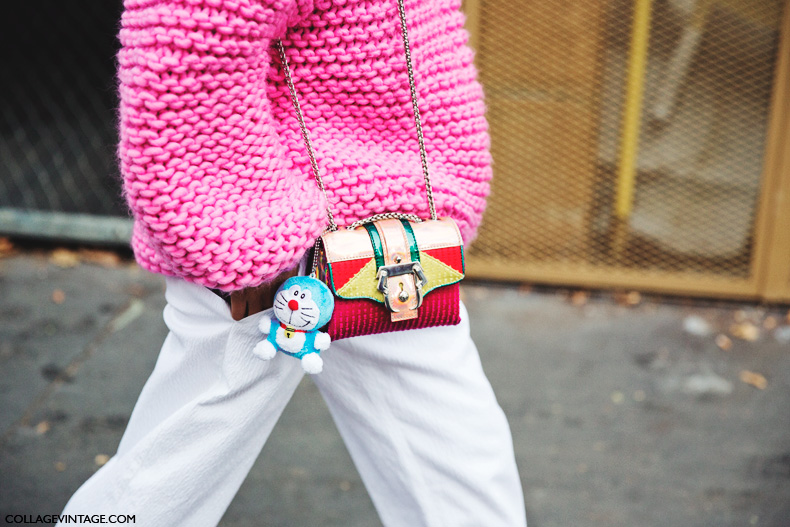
{"left": 1, "top": 249, "right": 789, "bottom": 526}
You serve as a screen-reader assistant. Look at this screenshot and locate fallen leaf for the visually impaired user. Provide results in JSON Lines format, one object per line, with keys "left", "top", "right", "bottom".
{"left": 740, "top": 370, "right": 767, "bottom": 390}
{"left": 518, "top": 284, "right": 533, "bottom": 294}
{"left": 79, "top": 249, "right": 121, "bottom": 267}
{"left": 54, "top": 461, "right": 66, "bottom": 472}
{"left": 734, "top": 310, "right": 747, "bottom": 323}
{"left": 570, "top": 290, "right": 589, "bottom": 306}
{"left": 730, "top": 322, "right": 760, "bottom": 342}
{"left": 339, "top": 480, "right": 351, "bottom": 491}
{"left": 615, "top": 291, "right": 641, "bottom": 306}
{"left": 50, "top": 248, "right": 80, "bottom": 268}
{"left": 51, "top": 289, "right": 65, "bottom": 304}
{"left": 763, "top": 316, "right": 778, "bottom": 330}
{"left": 610, "top": 391, "right": 625, "bottom": 404}
{"left": 715, "top": 334, "right": 732, "bottom": 350}
{"left": 35, "top": 421, "right": 50, "bottom": 435}
{"left": 94, "top": 454, "right": 110, "bottom": 466}
{"left": 0, "top": 237, "right": 14, "bottom": 255}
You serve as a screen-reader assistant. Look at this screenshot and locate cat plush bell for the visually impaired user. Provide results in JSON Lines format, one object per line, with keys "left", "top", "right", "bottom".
{"left": 253, "top": 276, "right": 335, "bottom": 374}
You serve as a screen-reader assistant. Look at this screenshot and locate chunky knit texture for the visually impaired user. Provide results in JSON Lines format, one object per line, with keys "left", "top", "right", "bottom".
{"left": 118, "top": 0, "right": 491, "bottom": 291}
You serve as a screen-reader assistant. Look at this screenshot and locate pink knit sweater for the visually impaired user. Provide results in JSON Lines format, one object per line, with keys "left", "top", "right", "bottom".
{"left": 118, "top": 0, "right": 491, "bottom": 291}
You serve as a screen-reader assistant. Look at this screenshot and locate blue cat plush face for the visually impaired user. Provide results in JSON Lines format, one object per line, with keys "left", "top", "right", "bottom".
{"left": 272, "top": 276, "right": 334, "bottom": 331}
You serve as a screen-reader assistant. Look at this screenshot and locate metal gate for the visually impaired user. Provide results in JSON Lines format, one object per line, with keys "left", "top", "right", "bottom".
{"left": 463, "top": 0, "right": 790, "bottom": 301}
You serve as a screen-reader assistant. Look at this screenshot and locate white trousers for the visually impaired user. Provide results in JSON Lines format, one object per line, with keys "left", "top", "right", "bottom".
{"left": 60, "top": 278, "right": 526, "bottom": 527}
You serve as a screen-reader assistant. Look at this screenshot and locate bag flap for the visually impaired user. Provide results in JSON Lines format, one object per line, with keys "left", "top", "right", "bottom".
{"left": 320, "top": 218, "right": 465, "bottom": 302}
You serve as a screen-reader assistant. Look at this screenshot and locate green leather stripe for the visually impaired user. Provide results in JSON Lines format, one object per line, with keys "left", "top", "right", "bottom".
{"left": 399, "top": 219, "right": 420, "bottom": 263}
{"left": 364, "top": 223, "right": 386, "bottom": 270}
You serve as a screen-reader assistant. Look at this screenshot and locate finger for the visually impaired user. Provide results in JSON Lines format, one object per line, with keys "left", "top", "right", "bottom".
{"left": 230, "top": 291, "right": 248, "bottom": 321}
{"left": 247, "top": 286, "right": 266, "bottom": 316}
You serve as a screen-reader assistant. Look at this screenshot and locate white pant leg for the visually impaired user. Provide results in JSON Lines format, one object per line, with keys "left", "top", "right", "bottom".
{"left": 59, "top": 278, "right": 305, "bottom": 527}
{"left": 312, "top": 302, "right": 527, "bottom": 527}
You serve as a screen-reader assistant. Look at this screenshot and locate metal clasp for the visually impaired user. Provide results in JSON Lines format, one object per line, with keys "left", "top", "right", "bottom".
{"left": 376, "top": 261, "right": 428, "bottom": 312}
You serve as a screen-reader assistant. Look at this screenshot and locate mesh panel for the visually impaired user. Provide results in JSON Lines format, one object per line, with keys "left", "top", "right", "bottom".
{"left": 467, "top": 0, "right": 783, "bottom": 283}
{"left": 0, "top": 0, "right": 125, "bottom": 216}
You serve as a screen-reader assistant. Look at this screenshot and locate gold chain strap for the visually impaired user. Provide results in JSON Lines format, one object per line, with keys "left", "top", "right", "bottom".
{"left": 275, "top": 0, "right": 437, "bottom": 233}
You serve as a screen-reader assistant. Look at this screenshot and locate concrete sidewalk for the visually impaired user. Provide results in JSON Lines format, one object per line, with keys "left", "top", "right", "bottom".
{"left": 1, "top": 248, "right": 788, "bottom": 527}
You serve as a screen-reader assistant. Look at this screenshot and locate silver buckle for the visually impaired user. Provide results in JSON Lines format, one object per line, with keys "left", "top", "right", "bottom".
{"left": 376, "top": 261, "right": 428, "bottom": 312}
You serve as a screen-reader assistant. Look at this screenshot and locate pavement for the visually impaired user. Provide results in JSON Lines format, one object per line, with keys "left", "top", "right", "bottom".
{"left": 1, "top": 247, "right": 789, "bottom": 527}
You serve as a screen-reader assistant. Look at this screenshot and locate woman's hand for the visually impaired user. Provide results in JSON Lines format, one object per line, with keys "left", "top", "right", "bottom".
{"left": 229, "top": 268, "right": 299, "bottom": 321}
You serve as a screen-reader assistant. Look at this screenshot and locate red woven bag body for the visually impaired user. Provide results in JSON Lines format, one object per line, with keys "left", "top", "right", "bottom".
{"left": 325, "top": 285, "right": 461, "bottom": 341}
{"left": 317, "top": 217, "right": 465, "bottom": 341}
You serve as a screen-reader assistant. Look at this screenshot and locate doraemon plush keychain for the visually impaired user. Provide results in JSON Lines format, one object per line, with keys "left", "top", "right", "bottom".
{"left": 254, "top": 276, "right": 335, "bottom": 374}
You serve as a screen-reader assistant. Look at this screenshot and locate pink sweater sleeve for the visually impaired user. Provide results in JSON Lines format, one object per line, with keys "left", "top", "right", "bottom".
{"left": 119, "top": 0, "right": 491, "bottom": 292}
{"left": 118, "top": 0, "right": 320, "bottom": 291}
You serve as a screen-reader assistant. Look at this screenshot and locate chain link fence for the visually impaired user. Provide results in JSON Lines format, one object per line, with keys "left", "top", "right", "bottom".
{"left": 1, "top": 0, "right": 130, "bottom": 242}
{"left": 464, "top": 0, "right": 787, "bottom": 299}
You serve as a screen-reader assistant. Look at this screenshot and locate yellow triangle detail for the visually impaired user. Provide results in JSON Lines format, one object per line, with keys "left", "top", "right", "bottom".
{"left": 334, "top": 253, "right": 463, "bottom": 301}
{"left": 420, "top": 253, "right": 464, "bottom": 294}
{"left": 336, "top": 258, "right": 384, "bottom": 301}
